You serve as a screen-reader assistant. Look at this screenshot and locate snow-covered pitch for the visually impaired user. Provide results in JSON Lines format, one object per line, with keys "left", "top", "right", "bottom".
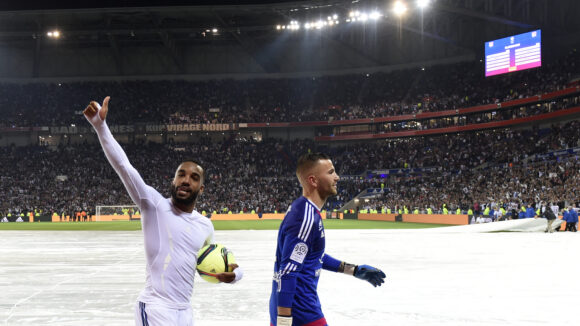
{"left": 0, "top": 228, "right": 578, "bottom": 325}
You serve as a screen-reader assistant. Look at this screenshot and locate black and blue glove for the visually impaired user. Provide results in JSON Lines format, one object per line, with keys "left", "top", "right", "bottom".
{"left": 354, "top": 264, "right": 386, "bottom": 287}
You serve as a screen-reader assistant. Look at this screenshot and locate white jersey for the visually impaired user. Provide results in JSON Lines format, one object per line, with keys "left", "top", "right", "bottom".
{"left": 94, "top": 121, "right": 214, "bottom": 309}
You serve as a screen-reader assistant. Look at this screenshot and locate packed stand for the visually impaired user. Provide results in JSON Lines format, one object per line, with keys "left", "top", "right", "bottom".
{"left": 1, "top": 51, "right": 578, "bottom": 128}
{"left": 1, "top": 120, "right": 580, "bottom": 219}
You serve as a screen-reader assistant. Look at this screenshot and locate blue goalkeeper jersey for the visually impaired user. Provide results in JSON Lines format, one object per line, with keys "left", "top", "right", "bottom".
{"left": 269, "top": 196, "right": 342, "bottom": 326}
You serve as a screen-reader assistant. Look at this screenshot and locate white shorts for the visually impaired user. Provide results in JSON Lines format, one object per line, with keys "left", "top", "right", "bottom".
{"left": 135, "top": 301, "right": 193, "bottom": 326}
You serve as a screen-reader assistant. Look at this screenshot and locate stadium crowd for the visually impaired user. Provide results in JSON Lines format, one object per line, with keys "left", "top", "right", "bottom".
{"left": 1, "top": 120, "right": 579, "bottom": 219}
{"left": 0, "top": 50, "right": 578, "bottom": 128}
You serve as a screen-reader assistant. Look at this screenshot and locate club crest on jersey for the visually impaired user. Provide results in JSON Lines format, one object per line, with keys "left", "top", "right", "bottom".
{"left": 290, "top": 242, "right": 308, "bottom": 263}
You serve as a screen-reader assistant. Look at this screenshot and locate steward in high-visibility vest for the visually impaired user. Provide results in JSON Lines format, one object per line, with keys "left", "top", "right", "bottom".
{"left": 443, "top": 207, "right": 448, "bottom": 215}
{"left": 426, "top": 208, "right": 433, "bottom": 214}
{"left": 467, "top": 209, "right": 474, "bottom": 215}
{"left": 404, "top": 206, "right": 409, "bottom": 214}
{"left": 456, "top": 208, "right": 461, "bottom": 214}
{"left": 413, "top": 208, "right": 419, "bottom": 214}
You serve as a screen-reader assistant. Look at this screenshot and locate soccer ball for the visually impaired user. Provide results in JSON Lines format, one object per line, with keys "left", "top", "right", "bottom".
{"left": 196, "top": 244, "right": 236, "bottom": 283}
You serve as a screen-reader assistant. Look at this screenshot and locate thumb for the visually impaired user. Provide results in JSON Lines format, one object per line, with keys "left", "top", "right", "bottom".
{"left": 100, "top": 96, "right": 110, "bottom": 121}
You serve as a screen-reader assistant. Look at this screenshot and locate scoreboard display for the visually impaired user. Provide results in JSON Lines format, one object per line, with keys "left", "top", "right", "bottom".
{"left": 485, "top": 30, "right": 541, "bottom": 77}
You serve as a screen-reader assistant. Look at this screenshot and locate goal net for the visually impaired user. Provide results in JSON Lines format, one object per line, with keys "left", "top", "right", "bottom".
{"left": 95, "top": 205, "right": 140, "bottom": 222}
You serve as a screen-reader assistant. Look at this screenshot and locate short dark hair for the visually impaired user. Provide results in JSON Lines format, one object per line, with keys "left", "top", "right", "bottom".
{"left": 296, "top": 152, "right": 331, "bottom": 176}
{"left": 179, "top": 159, "right": 205, "bottom": 182}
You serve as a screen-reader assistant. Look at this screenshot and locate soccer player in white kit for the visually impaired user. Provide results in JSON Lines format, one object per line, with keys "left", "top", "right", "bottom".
{"left": 84, "top": 97, "right": 243, "bottom": 326}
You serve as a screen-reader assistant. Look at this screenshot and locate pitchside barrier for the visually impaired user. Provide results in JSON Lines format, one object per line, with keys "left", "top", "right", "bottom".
{"left": 52, "top": 213, "right": 574, "bottom": 228}
{"left": 357, "top": 213, "right": 470, "bottom": 225}
{"left": 84, "top": 213, "right": 468, "bottom": 224}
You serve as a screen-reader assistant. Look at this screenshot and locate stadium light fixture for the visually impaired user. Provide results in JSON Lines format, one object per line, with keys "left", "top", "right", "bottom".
{"left": 417, "top": 0, "right": 430, "bottom": 9}
{"left": 393, "top": 1, "right": 408, "bottom": 16}
{"left": 46, "top": 30, "right": 61, "bottom": 38}
{"left": 212, "top": 28, "right": 218, "bottom": 33}
{"left": 369, "top": 11, "right": 382, "bottom": 20}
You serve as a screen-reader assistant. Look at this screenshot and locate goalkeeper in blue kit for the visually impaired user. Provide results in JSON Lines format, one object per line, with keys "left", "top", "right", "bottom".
{"left": 269, "top": 153, "right": 386, "bottom": 326}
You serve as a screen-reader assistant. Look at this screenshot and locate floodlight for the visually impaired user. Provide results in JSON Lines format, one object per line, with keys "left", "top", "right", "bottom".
{"left": 360, "top": 13, "right": 368, "bottom": 22}
{"left": 393, "top": 1, "right": 408, "bottom": 16}
{"left": 369, "top": 11, "right": 382, "bottom": 20}
{"left": 417, "top": 0, "right": 430, "bottom": 9}
{"left": 276, "top": 25, "right": 281, "bottom": 30}
{"left": 212, "top": 28, "right": 218, "bottom": 33}
{"left": 333, "top": 14, "right": 338, "bottom": 19}
{"left": 305, "top": 23, "right": 311, "bottom": 29}
{"left": 46, "top": 30, "right": 61, "bottom": 38}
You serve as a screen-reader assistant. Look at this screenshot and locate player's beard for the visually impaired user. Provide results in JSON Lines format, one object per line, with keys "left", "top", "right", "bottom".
{"left": 170, "top": 185, "right": 199, "bottom": 206}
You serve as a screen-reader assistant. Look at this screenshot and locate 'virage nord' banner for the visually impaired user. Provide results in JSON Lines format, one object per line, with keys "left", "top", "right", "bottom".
{"left": 485, "top": 30, "right": 541, "bottom": 77}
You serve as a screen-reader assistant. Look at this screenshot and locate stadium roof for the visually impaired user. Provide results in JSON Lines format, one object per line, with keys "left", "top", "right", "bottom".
{"left": 0, "top": 1, "right": 291, "bottom": 11}
{"left": 0, "top": 0, "right": 578, "bottom": 77}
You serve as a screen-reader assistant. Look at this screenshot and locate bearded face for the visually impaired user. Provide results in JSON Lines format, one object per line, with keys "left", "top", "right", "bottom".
{"left": 170, "top": 183, "right": 200, "bottom": 206}
{"left": 171, "top": 161, "right": 204, "bottom": 208}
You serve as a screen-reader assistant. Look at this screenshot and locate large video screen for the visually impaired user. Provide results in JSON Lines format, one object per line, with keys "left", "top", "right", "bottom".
{"left": 485, "top": 30, "right": 541, "bottom": 77}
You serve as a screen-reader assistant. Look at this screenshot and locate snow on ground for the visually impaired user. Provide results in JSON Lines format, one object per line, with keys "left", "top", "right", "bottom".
{"left": 0, "top": 228, "right": 578, "bottom": 326}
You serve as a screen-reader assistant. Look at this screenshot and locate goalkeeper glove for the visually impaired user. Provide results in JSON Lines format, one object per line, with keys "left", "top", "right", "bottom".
{"left": 354, "top": 264, "right": 386, "bottom": 287}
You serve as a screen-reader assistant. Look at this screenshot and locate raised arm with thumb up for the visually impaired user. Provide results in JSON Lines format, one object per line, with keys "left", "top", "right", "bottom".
{"left": 83, "top": 96, "right": 110, "bottom": 127}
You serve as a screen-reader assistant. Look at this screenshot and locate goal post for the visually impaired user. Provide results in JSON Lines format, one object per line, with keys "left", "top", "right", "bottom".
{"left": 95, "top": 205, "right": 140, "bottom": 222}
